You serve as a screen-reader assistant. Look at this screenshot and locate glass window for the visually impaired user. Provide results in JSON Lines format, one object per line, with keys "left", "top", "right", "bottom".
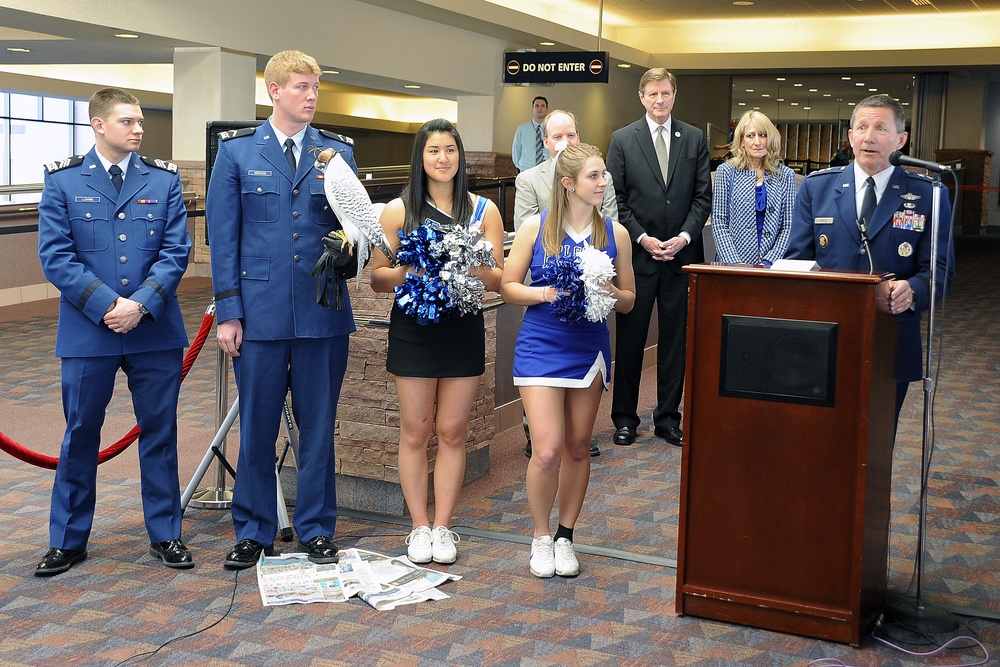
{"left": 75, "top": 100, "right": 89, "bottom": 124}
{"left": 9, "top": 93, "right": 40, "bottom": 120}
{"left": 2, "top": 90, "right": 90, "bottom": 201}
{"left": 43, "top": 96, "right": 72, "bottom": 122}
{"left": 8, "top": 120, "right": 73, "bottom": 204}
{"left": 75, "top": 125, "right": 92, "bottom": 154}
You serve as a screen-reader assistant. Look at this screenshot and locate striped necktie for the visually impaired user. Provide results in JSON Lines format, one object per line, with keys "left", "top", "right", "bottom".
{"left": 534, "top": 124, "right": 545, "bottom": 166}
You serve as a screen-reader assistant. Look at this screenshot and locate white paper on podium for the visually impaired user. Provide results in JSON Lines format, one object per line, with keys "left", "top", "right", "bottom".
{"left": 771, "top": 258, "right": 820, "bottom": 272}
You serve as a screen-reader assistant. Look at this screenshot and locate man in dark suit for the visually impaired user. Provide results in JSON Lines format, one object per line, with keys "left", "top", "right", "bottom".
{"left": 208, "top": 50, "right": 357, "bottom": 569}
{"left": 786, "top": 94, "right": 954, "bottom": 425}
{"left": 606, "top": 68, "right": 711, "bottom": 447}
{"left": 36, "top": 87, "right": 193, "bottom": 575}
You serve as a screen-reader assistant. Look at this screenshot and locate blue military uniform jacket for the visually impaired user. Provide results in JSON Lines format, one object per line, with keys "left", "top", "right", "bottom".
{"left": 787, "top": 163, "right": 955, "bottom": 382}
{"left": 37, "top": 147, "right": 191, "bottom": 357}
{"left": 207, "top": 121, "right": 357, "bottom": 340}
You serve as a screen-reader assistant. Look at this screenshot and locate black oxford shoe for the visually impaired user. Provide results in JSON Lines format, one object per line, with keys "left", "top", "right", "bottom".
{"left": 223, "top": 539, "right": 274, "bottom": 570}
{"left": 35, "top": 548, "right": 87, "bottom": 576}
{"left": 300, "top": 535, "right": 340, "bottom": 564}
{"left": 150, "top": 540, "right": 195, "bottom": 569}
{"left": 612, "top": 426, "right": 637, "bottom": 446}
{"left": 654, "top": 425, "right": 683, "bottom": 447}
{"left": 590, "top": 443, "right": 601, "bottom": 457}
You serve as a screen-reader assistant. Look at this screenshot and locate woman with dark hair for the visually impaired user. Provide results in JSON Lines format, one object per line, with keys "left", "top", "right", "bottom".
{"left": 371, "top": 119, "right": 504, "bottom": 565}
{"left": 502, "top": 142, "right": 634, "bottom": 578}
{"left": 711, "top": 110, "right": 797, "bottom": 265}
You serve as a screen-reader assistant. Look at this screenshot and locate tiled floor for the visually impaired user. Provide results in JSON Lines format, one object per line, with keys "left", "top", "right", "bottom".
{"left": 0, "top": 237, "right": 997, "bottom": 666}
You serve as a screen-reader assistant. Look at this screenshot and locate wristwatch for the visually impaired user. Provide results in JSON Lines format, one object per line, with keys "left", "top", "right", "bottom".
{"left": 137, "top": 303, "right": 149, "bottom": 317}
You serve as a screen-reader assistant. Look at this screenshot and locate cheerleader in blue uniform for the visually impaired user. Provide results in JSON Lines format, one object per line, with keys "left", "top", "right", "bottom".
{"left": 371, "top": 119, "right": 505, "bottom": 565}
{"left": 501, "top": 143, "right": 635, "bottom": 578}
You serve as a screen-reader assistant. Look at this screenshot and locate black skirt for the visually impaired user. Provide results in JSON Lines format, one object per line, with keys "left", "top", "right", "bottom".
{"left": 386, "top": 303, "right": 485, "bottom": 378}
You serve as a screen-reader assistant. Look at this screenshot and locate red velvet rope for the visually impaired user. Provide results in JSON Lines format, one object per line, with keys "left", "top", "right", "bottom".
{"left": 0, "top": 310, "right": 216, "bottom": 470}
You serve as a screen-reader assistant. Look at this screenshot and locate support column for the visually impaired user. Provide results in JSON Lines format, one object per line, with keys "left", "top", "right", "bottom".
{"left": 172, "top": 47, "right": 257, "bottom": 161}
{"left": 457, "top": 95, "right": 495, "bottom": 152}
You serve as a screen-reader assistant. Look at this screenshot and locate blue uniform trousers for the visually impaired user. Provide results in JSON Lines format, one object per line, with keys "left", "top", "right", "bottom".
{"left": 50, "top": 349, "right": 184, "bottom": 550}
{"left": 231, "top": 336, "right": 349, "bottom": 546}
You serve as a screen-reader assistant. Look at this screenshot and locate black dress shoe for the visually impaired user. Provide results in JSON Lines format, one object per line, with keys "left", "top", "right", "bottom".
{"left": 590, "top": 443, "right": 600, "bottom": 457}
{"left": 612, "top": 426, "right": 637, "bottom": 446}
{"left": 299, "top": 535, "right": 340, "bottom": 564}
{"left": 654, "top": 425, "right": 683, "bottom": 447}
{"left": 524, "top": 439, "right": 532, "bottom": 458}
{"left": 35, "top": 548, "right": 87, "bottom": 576}
{"left": 223, "top": 539, "right": 273, "bottom": 570}
{"left": 150, "top": 540, "right": 194, "bottom": 569}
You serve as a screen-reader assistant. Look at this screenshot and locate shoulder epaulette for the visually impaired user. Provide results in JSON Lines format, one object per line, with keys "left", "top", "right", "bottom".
{"left": 902, "top": 168, "right": 933, "bottom": 181}
{"left": 44, "top": 155, "right": 85, "bottom": 174}
{"left": 218, "top": 127, "right": 257, "bottom": 141}
{"left": 808, "top": 165, "right": 846, "bottom": 177}
{"left": 319, "top": 129, "right": 354, "bottom": 146}
{"left": 140, "top": 155, "right": 179, "bottom": 173}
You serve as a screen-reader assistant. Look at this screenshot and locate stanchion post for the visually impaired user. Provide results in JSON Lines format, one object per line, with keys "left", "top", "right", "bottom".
{"left": 188, "top": 346, "right": 235, "bottom": 508}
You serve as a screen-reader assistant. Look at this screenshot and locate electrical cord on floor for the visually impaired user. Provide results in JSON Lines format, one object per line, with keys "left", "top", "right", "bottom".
{"left": 111, "top": 568, "right": 243, "bottom": 666}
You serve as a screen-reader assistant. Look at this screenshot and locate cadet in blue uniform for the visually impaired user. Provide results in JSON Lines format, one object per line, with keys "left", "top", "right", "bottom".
{"left": 786, "top": 94, "right": 954, "bottom": 424}
{"left": 208, "top": 50, "right": 357, "bottom": 569}
{"left": 35, "top": 87, "right": 193, "bottom": 576}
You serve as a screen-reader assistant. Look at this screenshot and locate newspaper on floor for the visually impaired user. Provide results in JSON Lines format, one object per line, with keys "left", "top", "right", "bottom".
{"left": 256, "top": 548, "right": 461, "bottom": 610}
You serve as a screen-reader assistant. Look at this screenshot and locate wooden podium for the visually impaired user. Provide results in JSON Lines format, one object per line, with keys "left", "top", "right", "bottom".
{"left": 675, "top": 264, "right": 898, "bottom": 645}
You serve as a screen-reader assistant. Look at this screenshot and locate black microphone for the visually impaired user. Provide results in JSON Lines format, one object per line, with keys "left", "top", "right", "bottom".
{"left": 889, "top": 150, "right": 955, "bottom": 172}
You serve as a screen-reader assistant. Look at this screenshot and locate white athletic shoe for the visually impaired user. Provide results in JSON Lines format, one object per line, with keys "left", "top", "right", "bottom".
{"left": 431, "top": 526, "right": 459, "bottom": 564}
{"left": 553, "top": 537, "right": 580, "bottom": 577}
{"left": 529, "top": 535, "right": 555, "bottom": 578}
{"left": 405, "top": 525, "right": 432, "bottom": 563}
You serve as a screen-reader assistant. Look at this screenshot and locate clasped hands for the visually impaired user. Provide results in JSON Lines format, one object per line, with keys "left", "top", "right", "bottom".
{"left": 641, "top": 234, "right": 687, "bottom": 261}
{"left": 103, "top": 297, "right": 144, "bottom": 334}
{"left": 880, "top": 279, "right": 915, "bottom": 316}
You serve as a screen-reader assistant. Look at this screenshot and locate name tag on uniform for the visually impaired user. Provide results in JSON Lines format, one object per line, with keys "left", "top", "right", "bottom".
{"left": 75, "top": 196, "right": 101, "bottom": 203}
{"left": 247, "top": 170, "right": 272, "bottom": 176}
{"left": 814, "top": 217, "right": 834, "bottom": 225}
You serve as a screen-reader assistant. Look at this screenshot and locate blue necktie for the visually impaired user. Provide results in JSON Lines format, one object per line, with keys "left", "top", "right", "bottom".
{"left": 109, "top": 164, "right": 123, "bottom": 193}
{"left": 284, "top": 138, "right": 297, "bottom": 173}
{"left": 859, "top": 176, "right": 877, "bottom": 229}
{"left": 534, "top": 124, "right": 545, "bottom": 166}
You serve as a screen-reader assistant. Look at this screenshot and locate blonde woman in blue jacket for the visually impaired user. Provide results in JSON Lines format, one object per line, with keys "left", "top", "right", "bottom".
{"left": 711, "top": 110, "right": 796, "bottom": 265}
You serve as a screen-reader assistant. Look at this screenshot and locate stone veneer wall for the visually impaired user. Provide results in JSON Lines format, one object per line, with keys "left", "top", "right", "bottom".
{"left": 338, "top": 272, "right": 498, "bottom": 514}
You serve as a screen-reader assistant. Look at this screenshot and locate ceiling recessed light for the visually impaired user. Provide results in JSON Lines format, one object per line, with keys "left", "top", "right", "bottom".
{"left": 115, "top": 33, "right": 139, "bottom": 39}
{"left": 322, "top": 69, "right": 339, "bottom": 75}
{"left": 790, "top": 102, "right": 799, "bottom": 106}
{"left": 842, "top": 76, "right": 851, "bottom": 80}
{"left": 6, "top": 47, "right": 30, "bottom": 53}
{"left": 868, "top": 88, "right": 878, "bottom": 91}
{"left": 856, "top": 82, "right": 865, "bottom": 86}
{"left": 848, "top": 102, "right": 856, "bottom": 106}
{"left": 761, "top": 93, "right": 770, "bottom": 97}
{"left": 733, "top": 1, "right": 754, "bottom": 5}
{"left": 793, "top": 83, "right": 803, "bottom": 87}
{"left": 404, "top": 85, "right": 421, "bottom": 89}
{"left": 745, "top": 89, "right": 754, "bottom": 93}
{"left": 540, "top": 41, "right": 555, "bottom": 46}
{"left": 776, "top": 98, "right": 785, "bottom": 102}
{"left": 617, "top": 63, "right": 632, "bottom": 68}
{"left": 808, "top": 88, "right": 818, "bottom": 92}
{"left": 738, "top": 102, "right": 746, "bottom": 106}
{"left": 803, "top": 106, "right": 811, "bottom": 110}
{"left": 776, "top": 77, "right": 786, "bottom": 81}
{"left": 823, "top": 93, "right": 831, "bottom": 97}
